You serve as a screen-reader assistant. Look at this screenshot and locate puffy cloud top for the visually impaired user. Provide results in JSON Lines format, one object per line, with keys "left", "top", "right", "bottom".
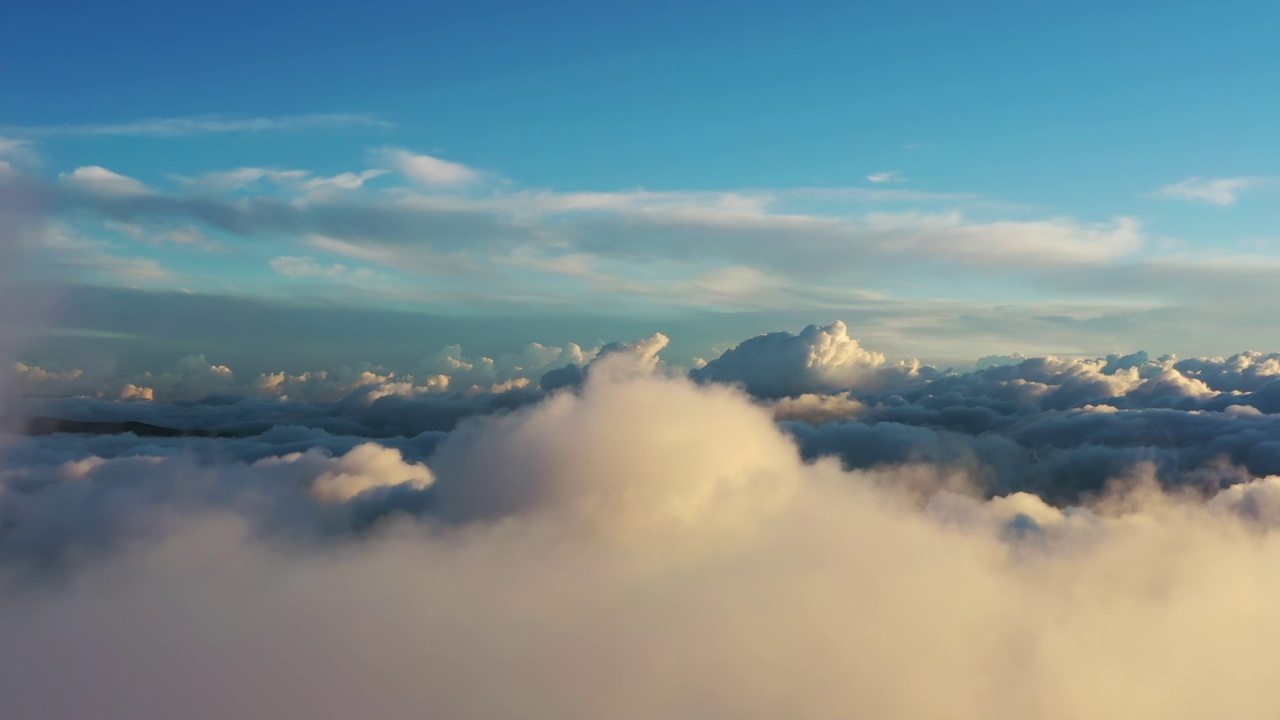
{"left": 690, "top": 321, "right": 890, "bottom": 397}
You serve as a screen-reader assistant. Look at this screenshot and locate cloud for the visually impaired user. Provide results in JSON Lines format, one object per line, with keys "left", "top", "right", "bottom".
{"left": 257, "top": 441, "right": 435, "bottom": 503}
{"left": 11, "top": 155, "right": 1151, "bottom": 330}
{"left": 269, "top": 256, "right": 356, "bottom": 279}
{"left": 10, "top": 365, "right": 1280, "bottom": 718}
{"left": 539, "top": 333, "right": 670, "bottom": 390}
{"left": 105, "top": 221, "right": 209, "bottom": 246}
{"left": 24, "top": 147, "right": 1280, "bottom": 359}
{"left": 60, "top": 166, "right": 151, "bottom": 196}
{"left": 766, "top": 392, "right": 866, "bottom": 424}
{"left": 0, "top": 137, "right": 38, "bottom": 168}
{"left": 302, "top": 169, "right": 387, "bottom": 193}
{"left": 690, "top": 320, "right": 905, "bottom": 397}
{"left": 867, "top": 170, "right": 906, "bottom": 183}
{"left": 5, "top": 113, "right": 391, "bottom": 138}
{"left": 34, "top": 221, "right": 170, "bottom": 282}
{"left": 177, "top": 167, "right": 310, "bottom": 192}
{"left": 178, "top": 167, "right": 386, "bottom": 195}
{"left": 385, "top": 149, "right": 480, "bottom": 186}
{"left": 0, "top": 137, "right": 29, "bottom": 156}
{"left": 1154, "top": 176, "right": 1265, "bottom": 206}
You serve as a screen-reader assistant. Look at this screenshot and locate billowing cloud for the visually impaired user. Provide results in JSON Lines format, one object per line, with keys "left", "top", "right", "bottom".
{"left": 539, "top": 333, "right": 670, "bottom": 390}
{"left": 690, "top": 320, "right": 908, "bottom": 396}
{"left": 8, "top": 360, "right": 1280, "bottom": 719}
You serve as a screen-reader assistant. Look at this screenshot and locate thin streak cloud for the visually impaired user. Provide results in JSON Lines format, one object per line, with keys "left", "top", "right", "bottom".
{"left": 1153, "top": 176, "right": 1270, "bottom": 206}
{"left": 3, "top": 113, "right": 392, "bottom": 138}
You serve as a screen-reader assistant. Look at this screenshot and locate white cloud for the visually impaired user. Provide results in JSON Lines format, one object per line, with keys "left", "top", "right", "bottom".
{"left": 303, "top": 234, "right": 398, "bottom": 263}
{"left": 861, "top": 213, "right": 1143, "bottom": 266}
{"left": 0, "top": 137, "right": 28, "bottom": 155}
{"left": 253, "top": 442, "right": 434, "bottom": 503}
{"left": 105, "top": 221, "right": 209, "bottom": 246}
{"left": 690, "top": 321, "right": 900, "bottom": 396}
{"left": 386, "top": 149, "right": 480, "bottom": 186}
{"left": 867, "top": 170, "right": 906, "bottom": 183}
{"left": 61, "top": 166, "right": 151, "bottom": 196}
{"left": 13, "top": 369, "right": 1280, "bottom": 719}
{"left": 302, "top": 169, "right": 387, "bottom": 192}
{"left": 178, "top": 167, "right": 309, "bottom": 192}
{"left": 0, "top": 137, "right": 36, "bottom": 166}
{"left": 269, "top": 256, "right": 352, "bottom": 279}
{"left": 1154, "top": 176, "right": 1265, "bottom": 206}
{"left": 178, "top": 166, "right": 386, "bottom": 197}
{"left": 36, "top": 222, "right": 170, "bottom": 282}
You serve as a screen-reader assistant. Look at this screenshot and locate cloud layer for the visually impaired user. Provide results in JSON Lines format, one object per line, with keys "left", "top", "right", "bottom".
{"left": 7, "top": 353, "right": 1280, "bottom": 719}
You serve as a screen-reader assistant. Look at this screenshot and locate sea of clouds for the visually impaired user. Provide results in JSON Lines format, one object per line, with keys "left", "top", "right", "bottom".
{"left": 6, "top": 314, "right": 1280, "bottom": 718}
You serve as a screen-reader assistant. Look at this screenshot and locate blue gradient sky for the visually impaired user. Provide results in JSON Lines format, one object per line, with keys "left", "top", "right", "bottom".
{"left": 3, "top": 0, "right": 1278, "bottom": 368}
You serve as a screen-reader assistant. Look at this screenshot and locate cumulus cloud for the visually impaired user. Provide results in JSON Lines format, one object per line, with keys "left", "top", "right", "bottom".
{"left": 766, "top": 391, "right": 866, "bottom": 424}
{"left": 8, "top": 365, "right": 1280, "bottom": 719}
{"left": 14, "top": 333, "right": 648, "bottom": 406}
{"left": 25, "top": 323, "right": 1280, "bottom": 508}
{"left": 257, "top": 441, "right": 434, "bottom": 503}
{"left": 690, "top": 320, "right": 902, "bottom": 396}
{"left": 539, "top": 333, "right": 670, "bottom": 390}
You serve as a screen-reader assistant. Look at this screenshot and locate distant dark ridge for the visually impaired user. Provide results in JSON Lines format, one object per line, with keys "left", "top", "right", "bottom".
{"left": 23, "top": 417, "right": 257, "bottom": 438}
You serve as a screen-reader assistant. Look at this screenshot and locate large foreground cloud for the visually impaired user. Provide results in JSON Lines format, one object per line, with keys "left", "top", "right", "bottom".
{"left": 6, "top": 363, "right": 1280, "bottom": 718}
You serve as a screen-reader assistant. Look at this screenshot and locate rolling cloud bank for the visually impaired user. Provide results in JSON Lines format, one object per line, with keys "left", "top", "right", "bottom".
{"left": 5, "top": 321, "right": 1280, "bottom": 718}
{"left": 6, "top": 2, "right": 1279, "bottom": 714}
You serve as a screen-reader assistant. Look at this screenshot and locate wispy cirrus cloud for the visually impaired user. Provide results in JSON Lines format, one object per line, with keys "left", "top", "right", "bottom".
{"left": 0, "top": 137, "right": 33, "bottom": 157}
{"left": 269, "top": 255, "right": 371, "bottom": 280}
{"left": 867, "top": 170, "right": 906, "bottom": 183}
{"left": 3, "top": 113, "right": 391, "bottom": 138}
{"left": 383, "top": 148, "right": 481, "bottom": 186}
{"left": 36, "top": 221, "right": 171, "bottom": 283}
{"left": 177, "top": 167, "right": 310, "bottom": 192}
{"left": 1153, "top": 176, "right": 1270, "bottom": 206}
{"left": 176, "top": 167, "right": 386, "bottom": 194}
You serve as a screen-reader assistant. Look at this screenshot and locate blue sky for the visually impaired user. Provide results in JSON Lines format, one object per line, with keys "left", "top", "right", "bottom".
{"left": 3, "top": 0, "right": 1279, "bottom": 370}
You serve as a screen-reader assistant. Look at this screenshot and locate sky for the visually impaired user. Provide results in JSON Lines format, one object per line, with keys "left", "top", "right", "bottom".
{"left": 11, "top": 4, "right": 1280, "bottom": 717}
{"left": 2, "top": 1, "right": 1280, "bottom": 368}
{"left": 3, "top": 1, "right": 1280, "bottom": 371}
